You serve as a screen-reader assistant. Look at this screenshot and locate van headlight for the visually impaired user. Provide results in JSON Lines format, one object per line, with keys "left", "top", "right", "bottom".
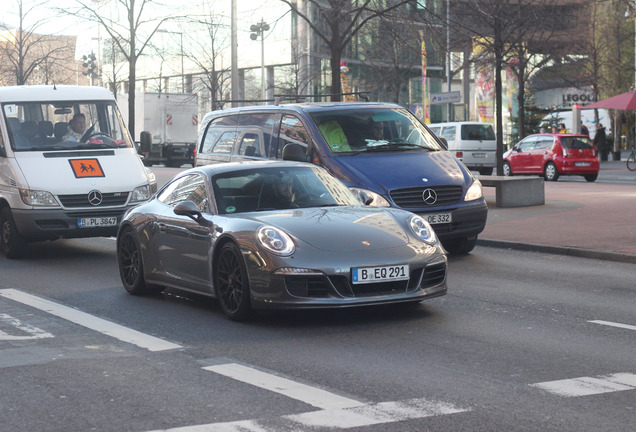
{"left": 465, "top": 179, "right": 483, "bottom": 201}
{"left": 349, "top": 187, "right": 391, "bottom": 207}
{"left": 409, "top": 215, "right": 437, "bottom": 245}
{"left": 130, "top": 184, "right": 152, "bottom": 203}
{"left": 19, "top": 189, "right": 59, "bottom": 207}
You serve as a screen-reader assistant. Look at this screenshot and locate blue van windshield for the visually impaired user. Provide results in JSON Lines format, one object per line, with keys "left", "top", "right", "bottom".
{"left": 310, "top": 108, "right": 443, "bottom": 154}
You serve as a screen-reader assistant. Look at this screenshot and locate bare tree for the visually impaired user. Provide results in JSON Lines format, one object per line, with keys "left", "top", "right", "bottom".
{"left": 278, "top": 0, "right": 411, "bottom": 101}
{"left": 451, "top": 0, "right": 577, "bottom": 175}
{"left": 184, "top": 12, "right": 231, "bottom": 111}
{"left": 0, "top": 0, "right": 75, "bottom": 86}
{"left": 63, "top": 0, "right": 172, "bottom": 138}
{"left": 356, "top": 9, "right": 437, "bottom": 103}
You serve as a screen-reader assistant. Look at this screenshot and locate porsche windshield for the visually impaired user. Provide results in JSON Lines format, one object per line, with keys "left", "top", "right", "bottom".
{"left": 310, "top": 107, "right": 444, "bottom": 154}
{"left": 212, "top": 166, "right": 361, "bottom": 214}
{"left": 3, "top": 100, "right": 133, "bottom": 151}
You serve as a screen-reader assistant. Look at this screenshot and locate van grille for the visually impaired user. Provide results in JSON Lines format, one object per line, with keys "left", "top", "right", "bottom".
{"left": 58, "top": 192, "right": 129, "bottom": 208}
{"left": 390, "top": 186, "right": 463, "bottom": 208}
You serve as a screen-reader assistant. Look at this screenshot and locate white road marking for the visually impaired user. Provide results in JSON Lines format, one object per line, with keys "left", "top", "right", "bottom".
{"left": 0, "top": 289, "right": 181, "bottom": 352}
{"left": 0, "top": 313, "right": 54, "bottom": 340}
{"left": 531, "top": 373, "right": 636, "bottom": 397}
{"left": 147, "top": 397, "right": 469, "bottom": 431}
{"left": 203, "top": 362, "right": 364, "bottom": 410}
{"left": 589, "top": 320, "right": 636, "bottom": 331}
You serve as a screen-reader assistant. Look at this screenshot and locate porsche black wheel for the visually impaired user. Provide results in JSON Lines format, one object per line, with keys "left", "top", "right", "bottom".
{"left": 117, "top": 227, "right": 162, "bottom": 295}
{"left": 215, "top": 242, "right": 252, "bottom": 320}
{"left": 0, "top": 207, "right": 28, "bottom": 259}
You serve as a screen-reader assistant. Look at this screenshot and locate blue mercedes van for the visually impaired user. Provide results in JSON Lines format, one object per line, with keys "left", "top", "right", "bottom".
{"left": 195, "top": 102, "right": 487, "bottom": 254}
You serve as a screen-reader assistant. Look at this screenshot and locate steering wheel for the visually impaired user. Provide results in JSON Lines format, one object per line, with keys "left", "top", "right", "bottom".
{"left": 84, "top": 131, "right": 110, "bottom": 141}
{"left": 79, "top": 123, "right": 96, "bottom": 143}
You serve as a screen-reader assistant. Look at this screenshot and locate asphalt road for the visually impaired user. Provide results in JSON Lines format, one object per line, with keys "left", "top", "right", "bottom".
{"left": 1, "top": 240, "right": 634, "bottom": 432}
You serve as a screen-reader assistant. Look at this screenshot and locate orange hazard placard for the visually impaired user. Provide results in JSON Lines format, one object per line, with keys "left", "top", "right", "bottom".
{"left": 69, "top": 159, "right": 105, "bottom": 178}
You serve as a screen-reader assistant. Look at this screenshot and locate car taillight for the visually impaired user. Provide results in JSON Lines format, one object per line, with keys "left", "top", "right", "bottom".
{"left": 456, "top": 151, "right": 463, "bottom": 158}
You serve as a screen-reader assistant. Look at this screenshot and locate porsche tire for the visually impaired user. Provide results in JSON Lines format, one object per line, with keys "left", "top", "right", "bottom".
{"left": 117, "top": 227, "right": 163, "bottom": 295}
{"left": 215, "top": 242, "right": 252, "bottom": 320}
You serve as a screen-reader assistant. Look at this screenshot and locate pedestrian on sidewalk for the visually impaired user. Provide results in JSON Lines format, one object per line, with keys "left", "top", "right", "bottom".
{"left": 594, "top": 123, "right": 608, "bottom": 161}
{"left": 581, "top": 122, "right": 589, "bottom": 136}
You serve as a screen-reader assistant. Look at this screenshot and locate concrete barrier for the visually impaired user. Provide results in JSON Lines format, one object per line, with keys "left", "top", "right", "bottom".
{"left": 478, "top": 175, "right": 544, "bottom": 208}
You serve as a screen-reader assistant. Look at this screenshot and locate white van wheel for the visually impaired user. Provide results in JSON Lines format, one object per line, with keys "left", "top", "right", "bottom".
{"left": 0, "top": 207, "right": 28, "bottom": 259}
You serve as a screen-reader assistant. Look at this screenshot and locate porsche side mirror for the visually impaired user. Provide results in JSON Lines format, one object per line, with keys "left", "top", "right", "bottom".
{"left": 174, "top": 200, "right": 206, "bottom": 224}
{"left": 356, "top": 190, "right": 374, "bottom": 206}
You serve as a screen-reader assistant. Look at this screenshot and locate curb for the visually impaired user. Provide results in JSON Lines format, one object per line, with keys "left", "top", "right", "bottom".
{"left": 477, "top": 239, "right": 636, "bottom": 264}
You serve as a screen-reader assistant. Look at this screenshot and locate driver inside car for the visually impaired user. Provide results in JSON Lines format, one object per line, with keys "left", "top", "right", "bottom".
{"left": 63, "top": 113, "right": 86, "bottom": 142}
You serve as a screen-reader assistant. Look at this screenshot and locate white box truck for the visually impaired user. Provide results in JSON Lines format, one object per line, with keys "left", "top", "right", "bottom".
{"left": 119, "top": 92, "right": 199, "bottom": 167}
{"left": 0, "top": 85, "right": 157, "bottom": 258}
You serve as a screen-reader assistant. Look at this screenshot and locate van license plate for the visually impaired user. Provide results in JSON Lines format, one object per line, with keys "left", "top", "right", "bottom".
{"left": 472, "top": 153, "right": 487, "bottom": 158}
{"left": 351, "top": 264, "right": 409, "bottom": 284}
{"left": 78, "top": 217, "right": 118, "bottom": 228}
{"left": 424, "top": 213, "right": 452, "bottom": 224}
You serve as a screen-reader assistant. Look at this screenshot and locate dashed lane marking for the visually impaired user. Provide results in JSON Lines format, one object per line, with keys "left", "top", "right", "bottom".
{"left": 530, "top": 373, "right": 636, "bottom": 397}
{"left": 144, "top": 363, "right": 469, "bottom": 431}
{"left": 0, "top": 289, "right": 181, "bottom": 352}
{"left": 0, "top": 313, "right": 54, "bottom": 340}
{"left": 203, "top": 362, "right": 364, "bottom": 410}
{"left": 147, "top": 396, "right": 469, "bottom": 431}
{"left": 589, "top": 320, "right": 636, "bottom": 332}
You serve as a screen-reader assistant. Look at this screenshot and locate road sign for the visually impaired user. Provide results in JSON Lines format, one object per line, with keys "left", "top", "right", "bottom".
{"left": 430, "top": 91, "right": 461, "bottom": 105}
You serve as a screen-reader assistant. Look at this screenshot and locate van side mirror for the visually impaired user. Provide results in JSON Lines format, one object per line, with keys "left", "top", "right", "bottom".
{"left": 438, "top": 136, "right": 448, "bottom": 150}
{"left": 139, "top": 131, "right": 152, "bottom": 153}
{"left": 282, "top": 143, "right": 309, "bottom": 162}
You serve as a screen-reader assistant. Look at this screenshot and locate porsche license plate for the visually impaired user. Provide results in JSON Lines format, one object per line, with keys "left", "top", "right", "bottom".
{"left": 78, "top": 216, "right": 118, "bottom": 228}
{"left": 351, "top": 264, "right": 409, "bottom": 285}
{"left": 424, "top": 213, "right": 452, "bottom": 224}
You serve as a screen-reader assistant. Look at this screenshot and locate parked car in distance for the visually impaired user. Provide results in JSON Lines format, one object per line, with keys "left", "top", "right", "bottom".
{"left": 503, "top": 133, "right": 599, "bottom": 182}
{"left": 116, "top": 160, "right": 448, "bottom": 320}
{"left": 195, "top": 102, "right": 487, "bottom": 255}
{"left": 427, "top": 122, "right": 497, "bottom": 175}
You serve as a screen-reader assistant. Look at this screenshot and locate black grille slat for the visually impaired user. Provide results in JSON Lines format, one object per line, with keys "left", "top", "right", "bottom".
{"left": 422, "top": 263, "right": 446, "bottom": 288}
{"left": 58, "top": 192, "right": 129, "bottom": 208}
{"left": 390, "top": 185, "right": 463, "bottom": 208}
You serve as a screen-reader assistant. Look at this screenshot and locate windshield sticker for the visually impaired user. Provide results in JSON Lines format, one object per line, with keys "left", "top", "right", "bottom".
{"left": 3, "top": 105, "right": 17, "bottom": 116}
{"left": 69, "top": 159, "right": 105, "bottom": 178}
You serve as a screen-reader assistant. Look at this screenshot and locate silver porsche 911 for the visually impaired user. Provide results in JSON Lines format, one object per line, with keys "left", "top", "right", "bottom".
{"left": 116, "top": 161, "right": 447, "bottom": 320}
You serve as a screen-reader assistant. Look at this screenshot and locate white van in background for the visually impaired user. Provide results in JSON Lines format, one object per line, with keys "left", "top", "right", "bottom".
{"left": 428, "top": 122, "right": 497, "bottom": 175}
{"left": 0, "top": 85, "right": 156, "bottom": 258}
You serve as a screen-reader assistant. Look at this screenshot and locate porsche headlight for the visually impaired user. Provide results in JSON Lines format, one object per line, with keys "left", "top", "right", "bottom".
{"left": 409, "top": 215, "right": 437, "bottom": 245}
{"left": 19, "top": 189, "right": 59, "bottom": 207}
{"left": 257, "top": 226, "right": 295, "bottom": 256}
{"left": 465, "top": 179, "right": 483, "bottom": 201}
{"left": 349, "top": 187, "right": 391, "bottom": 207}
{"left": 130, "top": 184, "right": 152, "bottom": 203}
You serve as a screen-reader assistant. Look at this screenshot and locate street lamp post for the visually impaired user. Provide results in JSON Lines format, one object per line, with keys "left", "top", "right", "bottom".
{"left": 157, "top": 29, "right": 185, "bottom": 92}
{"left": 250, "top": 20, "right": 270, "bottom": 100}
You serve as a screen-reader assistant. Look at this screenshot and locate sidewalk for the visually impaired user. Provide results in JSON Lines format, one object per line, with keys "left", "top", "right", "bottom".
{"left": 477, "top": 159, "right": 636, "bottom": 263}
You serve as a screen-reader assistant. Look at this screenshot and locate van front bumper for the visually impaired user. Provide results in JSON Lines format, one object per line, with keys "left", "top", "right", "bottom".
{"left": 415, "top": 201, "right": 488, "bottom": 240}
{"left": 12, "top": 206, "right": 138, "bottom": 241}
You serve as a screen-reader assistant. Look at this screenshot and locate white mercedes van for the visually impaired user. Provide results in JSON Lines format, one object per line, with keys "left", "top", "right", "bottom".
{"left": 428, "top": 122, "right": 496, "bottom": 175}
{"left": 0, "top": 85, "right": 156, "bottom": 258}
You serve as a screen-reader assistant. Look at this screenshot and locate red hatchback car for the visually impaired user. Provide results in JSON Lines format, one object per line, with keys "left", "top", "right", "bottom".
{"left": 503, "top": 133, "right": 600, "bottom": 182}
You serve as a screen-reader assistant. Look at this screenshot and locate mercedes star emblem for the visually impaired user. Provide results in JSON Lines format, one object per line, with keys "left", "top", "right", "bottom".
{"left": 88, "top": 190, "right": 103, "bottom": 206}
{"left": 422, "top": 188, "right": 437, "bottom": 205}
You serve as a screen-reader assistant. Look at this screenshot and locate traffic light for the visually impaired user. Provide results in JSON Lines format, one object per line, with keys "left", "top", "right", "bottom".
{"left": 82, "top": 52, "right": 97, "bottom": 77}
